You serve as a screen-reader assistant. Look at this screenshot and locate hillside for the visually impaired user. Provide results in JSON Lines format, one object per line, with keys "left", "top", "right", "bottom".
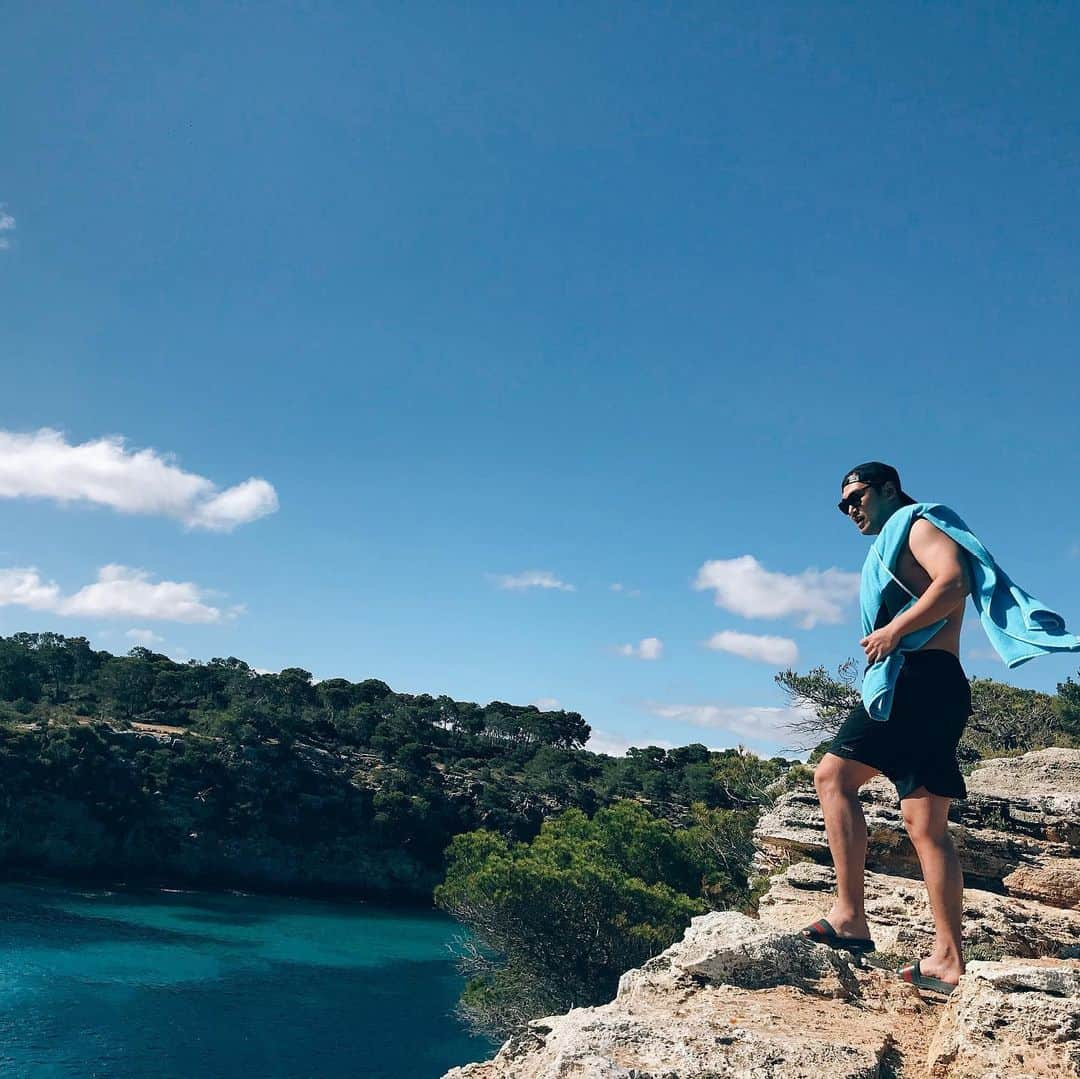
{"left": 0, "top": 632, "right": 791, "bottom": 899}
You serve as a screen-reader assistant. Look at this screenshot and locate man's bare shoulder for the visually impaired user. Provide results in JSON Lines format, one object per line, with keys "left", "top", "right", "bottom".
{"left": 909, "top": 516, "right": 948, "bottom": 542}
{"left": 908, "top": 515, "right": 963, "bottom": 545}
{"left": 907, "top": 516, "right": 969, "bottom": 587}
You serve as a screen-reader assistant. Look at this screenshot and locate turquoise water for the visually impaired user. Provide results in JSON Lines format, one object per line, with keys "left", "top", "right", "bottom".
{"left": 0, "top": 879, "right": 494, "bottom": 1078}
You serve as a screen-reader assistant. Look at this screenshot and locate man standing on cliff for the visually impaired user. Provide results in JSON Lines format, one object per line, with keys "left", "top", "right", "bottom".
{"left": 803, "top": 461, "right": 1080, "bottom": 995}
{"left": 805, "top": 463, "right": 972, "bottom": 995}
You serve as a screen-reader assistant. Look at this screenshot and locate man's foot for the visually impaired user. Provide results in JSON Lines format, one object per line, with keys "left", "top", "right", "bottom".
{"left": 820, "top": 907, "right": 871, "bottom": 941}
{"left": 897, "top": 958, "right": 962, "bottom": 996}
{"left": 800, "top": 917, "right": 875, "bottom": 954}
{"left": 912, "top": 954, "right": 963, "bottom": 985}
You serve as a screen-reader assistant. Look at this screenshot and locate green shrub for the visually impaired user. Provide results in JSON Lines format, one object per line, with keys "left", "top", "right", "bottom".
{"left": 434, "top": 798, "right": 772, "bottom": 1040}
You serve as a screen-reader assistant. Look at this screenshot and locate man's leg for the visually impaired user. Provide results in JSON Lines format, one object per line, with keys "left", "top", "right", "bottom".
{"left": 813, "top": 753, "right": 881, "bottom": 939}
{"left": 901, "top": 788, "right": 965, "bottom": 985}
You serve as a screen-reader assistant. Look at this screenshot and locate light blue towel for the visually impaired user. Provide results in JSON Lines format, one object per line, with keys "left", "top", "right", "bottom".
{"left": 860, "top": 503, "right": 1080, "bottom": 721}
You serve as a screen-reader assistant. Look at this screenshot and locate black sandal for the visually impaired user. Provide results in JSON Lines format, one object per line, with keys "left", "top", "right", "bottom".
{"left": 897, "top": 959, "right": 956, "bottom": 995}
{"left": 799, "top": 917, "right": 876, "bottom": 954}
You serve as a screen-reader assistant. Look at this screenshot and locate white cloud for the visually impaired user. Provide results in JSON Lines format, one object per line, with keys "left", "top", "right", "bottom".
{"left": 531, "top": 697, "right": 561, "bottom": 710}
{"left": 638, "top": 637, "right": 663, "bottom": 660}
{"left": 60, "top": 565, "right": 234, "bottom": 622}
{"left": 489, "top": 570, "right": 575, "bottom": 592}
{"left": 610, "top": 583, "right": 641, "bottom": 597}
{"left": 693, "top": 555, "right": 859, "bottom": 629}
{"left": 126, "top": 628, "right": 165, "bottom": 646}
{"left": 586, "top": 729, "right": 675, "bottom": 758}
{"left": 615, "top": 637, "right": 663, "bottom": 660}
{"left": 0, "top": 208, "right": 14, "bottom": 249}
{"left": 646, "top": 699, "right": 816, "bottom": 749}
{"left": 705, "top": 629, "right": 799, "bottom": 665}
{"left": 0, "top": 567, "right": 63, "bottom": 610}
{"left": 0, "top": 427, "right": 279, "bottom": 532}
{"left": 184, "top": 478, "right": 279, "bottom": 531}
{"left": 0, "top": 563, "right": 237, "bottom": 623}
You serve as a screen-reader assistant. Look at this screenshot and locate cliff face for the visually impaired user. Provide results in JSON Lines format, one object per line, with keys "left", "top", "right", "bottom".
{"left": 0, "top": 726, "right": 441, "bottom": 900}
{"left": 446, "top": 748, "right": 1080, "bottom": 1078}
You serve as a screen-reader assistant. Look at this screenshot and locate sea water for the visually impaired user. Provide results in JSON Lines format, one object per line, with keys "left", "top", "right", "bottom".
{"left": 0, "top": 879, "right": 494, "bottom": 1078}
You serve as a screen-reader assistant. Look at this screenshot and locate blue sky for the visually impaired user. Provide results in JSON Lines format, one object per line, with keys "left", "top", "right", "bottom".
{"left": 2, "top": 3, "right": 1079, "bottom": 758}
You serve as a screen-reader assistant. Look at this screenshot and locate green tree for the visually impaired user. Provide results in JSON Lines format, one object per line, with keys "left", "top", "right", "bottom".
{"left": 774, "top": 659, "right": 861, "bottom": 745}
{"left": 315, "top": 678, "right": 355, "bottom": 720}
{"left": 963, "top": 678, "right": 1069, "bottom": 760}
{"left": 0, "top": 637, "right": 44, "bottom": 702}
{"left": 24, "top": 632, "right": 78, "bottom": 703}
{"left": 681, "top": 803, "right": 759, "bottom": 908}
{"left": 275, "top": 667, "right": 317, "bottom": 719}
{"left": 1053, "top": 675, "right": 1080, "bottom": 743}
{"left": 95, "top": 655, "right": 155, "bottom": 719}
{"left": 436, "top": 802, "right": 709, "bottom": 1039}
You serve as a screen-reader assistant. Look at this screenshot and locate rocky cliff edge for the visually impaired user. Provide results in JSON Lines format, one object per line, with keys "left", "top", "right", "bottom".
{"left": 445, "top": 748, "right": 1080, "bottom": 1079}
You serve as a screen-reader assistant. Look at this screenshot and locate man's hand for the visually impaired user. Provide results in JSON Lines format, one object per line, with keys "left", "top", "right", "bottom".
{"left": 860, "top": 625, "right": 901, "bottom": 665}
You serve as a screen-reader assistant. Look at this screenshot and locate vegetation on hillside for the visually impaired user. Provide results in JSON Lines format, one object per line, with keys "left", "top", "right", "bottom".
{"left": 0, "top": 632, "right": 790, "bottom": 901}
{"left": 436, "top": 794, "right": 775, "bottom": 1037}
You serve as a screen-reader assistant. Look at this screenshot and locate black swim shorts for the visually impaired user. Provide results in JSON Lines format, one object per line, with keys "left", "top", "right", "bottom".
{"left": 827, "top": 649, "right": 972, "bottom": 800}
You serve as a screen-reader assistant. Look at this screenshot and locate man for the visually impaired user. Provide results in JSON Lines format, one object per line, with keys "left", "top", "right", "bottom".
{"left": 806, "top": 462, "right": 973, "bottom": 996}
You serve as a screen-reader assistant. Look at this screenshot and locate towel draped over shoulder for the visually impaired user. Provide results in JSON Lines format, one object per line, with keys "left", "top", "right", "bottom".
{"left": 860, "top": 503, "right": 1080, "bottom": 721}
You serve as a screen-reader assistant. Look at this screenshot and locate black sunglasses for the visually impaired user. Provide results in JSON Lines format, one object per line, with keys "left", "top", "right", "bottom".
{"left": 837, "top": 484, "right": 876, "bottom": 516}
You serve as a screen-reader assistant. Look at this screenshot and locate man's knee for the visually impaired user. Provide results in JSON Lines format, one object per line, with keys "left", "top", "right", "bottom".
{"left": 901, "top": 794, "right": 950, "bottom": 847}
{"left": 903, "top": 816, "right": 948, "bottom": 848}
{"left": 814, "top": 753, "right": 874, "bottom": 800}
{"left": 813, "top": 757, "right": 839, "bottom": 797}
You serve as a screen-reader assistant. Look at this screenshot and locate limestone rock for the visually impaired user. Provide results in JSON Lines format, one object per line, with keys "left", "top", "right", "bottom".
{"left": 444, "top": 998, "right": 894, "bottom": 1079}
{"left": 757, "top": 862, "right": 1080, "bottom": 960}
{"left": 444, "top": 915, "right": 923, "bottom": 1079}
{"left": 962, "top": 747, "right": 1080, "bottom": 851}
{"left": 1003, "top": 856, "right": 1080, "bottom": 909}
{"left": 972, "top": 960, "right": 1080, "bottom": 996}
{"left": 926, "top": 958, "right": 1080, "bottom": 1078}
{"left": 617, "top": 911, "right": 860, "bottom": 1001}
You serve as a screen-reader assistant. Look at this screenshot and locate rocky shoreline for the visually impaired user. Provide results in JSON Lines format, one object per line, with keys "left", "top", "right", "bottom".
{"left": 446, "top": 748, "right": 1080, "bottom": 1078}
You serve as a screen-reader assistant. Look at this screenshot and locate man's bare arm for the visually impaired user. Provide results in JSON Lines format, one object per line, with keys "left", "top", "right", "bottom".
{"left": 887, "top": 518, "right": 971, "bottom": 638}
